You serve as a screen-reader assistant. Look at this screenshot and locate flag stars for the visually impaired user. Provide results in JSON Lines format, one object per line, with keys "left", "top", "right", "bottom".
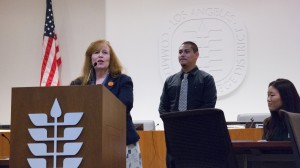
{"left": 44, "top": 0, "right": 56, "bottom": 37}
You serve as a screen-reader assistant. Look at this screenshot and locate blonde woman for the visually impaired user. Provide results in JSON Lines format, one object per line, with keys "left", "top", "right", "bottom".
{"left": 71, "top": 40, "right": 142, "bottom": 167}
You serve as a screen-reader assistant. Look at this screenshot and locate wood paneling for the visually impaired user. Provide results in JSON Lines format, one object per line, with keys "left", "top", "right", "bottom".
{"left": 0, "top": 131, "right": 10, "bottom": 158}
{"left": 228, "top": 128, "right": 263, "bottom": 140}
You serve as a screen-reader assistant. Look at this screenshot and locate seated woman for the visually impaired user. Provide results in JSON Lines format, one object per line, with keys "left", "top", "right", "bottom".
{"left": 262, "top": 78, "right": 300, "bottom": 141}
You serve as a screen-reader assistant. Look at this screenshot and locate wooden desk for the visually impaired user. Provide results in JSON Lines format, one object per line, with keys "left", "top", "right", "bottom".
{"left": 233, "top": 141, "right": 295, "bottom": 168}
{"left": 0, "top": 130, "right": 10, "bottom": 158}
{"left": 232, "top": 140, "right": 292, "bottom": 150}
{"left": 0, "top": 130, "right": 9, "bottom": 168}
{"left": 1, "top": 129, "right": 295, "bottom": 168}
{"left": 137, "top": 129, "right": 295, "bottom": 168}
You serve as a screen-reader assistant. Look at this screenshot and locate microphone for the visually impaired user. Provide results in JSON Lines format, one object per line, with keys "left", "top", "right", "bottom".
{"left": 86, "top": 62, "right": 98, "bottom": 83}
{"left": 249, "top": 117, "right": 254, "bottom": 128}
{"left": 1, "top": 133, "right": 10, "bottom": 144}
{"left": 153, "top": 123, "right": 159, "bottom": 130}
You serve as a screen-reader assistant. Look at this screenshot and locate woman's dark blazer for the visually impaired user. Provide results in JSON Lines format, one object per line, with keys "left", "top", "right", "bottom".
{"left": 70, "top": 74, "right": 140, "bottom": 145}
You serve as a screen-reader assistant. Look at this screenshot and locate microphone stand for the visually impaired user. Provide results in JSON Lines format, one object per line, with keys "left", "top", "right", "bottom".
{"left": 86, "top": 62, "right": 97, "bottom": 83}
{"left": 249, "top": 117, "right": 254, "bottom": 128}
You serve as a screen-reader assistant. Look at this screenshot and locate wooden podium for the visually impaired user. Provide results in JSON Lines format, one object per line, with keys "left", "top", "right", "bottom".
{"left": 10, "top": 85, "right": 126, "bottom": 168}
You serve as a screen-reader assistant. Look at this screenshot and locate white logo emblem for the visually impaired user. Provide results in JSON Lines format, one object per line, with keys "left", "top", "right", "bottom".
{"left": 159, "top": 8, "right": 248, "bottom": 98}
{"left": 27, "top": 98, "right": 84, "bottom": 168}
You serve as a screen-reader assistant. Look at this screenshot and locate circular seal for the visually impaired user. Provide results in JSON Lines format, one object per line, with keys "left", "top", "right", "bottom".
{"left": 159, "top": 8, "right": 248, "bottom": 98}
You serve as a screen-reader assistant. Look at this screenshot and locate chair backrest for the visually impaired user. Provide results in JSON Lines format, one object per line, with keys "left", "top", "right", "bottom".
{"left": 160, "top": 108, "right": 237, "bottom": 168}
{"left": 282, "top": 110, "right": 300, "bottom": 168}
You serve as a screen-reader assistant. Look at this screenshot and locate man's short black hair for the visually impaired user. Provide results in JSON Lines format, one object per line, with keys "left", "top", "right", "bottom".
{"left": 182, "top": 41, "right": 198, "bottom": 52}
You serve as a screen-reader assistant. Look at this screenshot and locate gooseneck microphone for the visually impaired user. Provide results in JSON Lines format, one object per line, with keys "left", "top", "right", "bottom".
{"left": 86, "top": 62, "right": 98, "bottom": 83}
{"left": 153, "top": 123, "right": 159, "bottom": 130}
{"left": 1, "top": 133, "right": 10, "bottom": 144}
{"left": 249, "top": 117, "right": 254, "bottom": 128}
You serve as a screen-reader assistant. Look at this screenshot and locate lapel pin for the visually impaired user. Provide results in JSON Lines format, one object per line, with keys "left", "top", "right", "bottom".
{"left": 108, "top": 81, "right": 114, "bottom": 87}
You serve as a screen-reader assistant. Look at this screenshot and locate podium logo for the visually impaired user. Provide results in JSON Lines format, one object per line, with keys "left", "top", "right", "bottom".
{"left": 27, "top": 98, "right": 84, "bottom": 168}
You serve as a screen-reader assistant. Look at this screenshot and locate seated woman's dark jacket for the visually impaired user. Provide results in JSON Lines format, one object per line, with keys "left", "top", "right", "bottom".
{"left": 262, "top": 118, "right": 289, "bottom": 141}
{"left": 70, "top": 74, "right": 140, "bottom": 145}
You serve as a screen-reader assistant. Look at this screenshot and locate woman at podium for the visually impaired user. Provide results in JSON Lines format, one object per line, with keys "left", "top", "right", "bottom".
{"left": 71, "top": 39, "right": 142, "bottom": 167}
{"left": 262, "top": 78, "right": 300, "bottom": 141}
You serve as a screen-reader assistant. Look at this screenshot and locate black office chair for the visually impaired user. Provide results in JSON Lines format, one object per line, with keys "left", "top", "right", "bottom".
{"left": 160, "top": 108, "right": 238, "bottom": 168}
{"left": 282, "top": 110, "right": 300, "bottom": 168}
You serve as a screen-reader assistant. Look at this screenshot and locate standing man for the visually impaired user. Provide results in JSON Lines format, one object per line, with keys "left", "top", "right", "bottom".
{"left": 159, "top": 41, "right": 217, "bottom": 168}
{"left": 159, "top": 41, "right": 217, "bottom": 114}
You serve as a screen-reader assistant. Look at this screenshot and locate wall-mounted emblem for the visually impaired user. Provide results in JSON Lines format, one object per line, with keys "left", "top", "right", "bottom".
{"left": 159, "top": 7, "right": 248, "bottom": 98}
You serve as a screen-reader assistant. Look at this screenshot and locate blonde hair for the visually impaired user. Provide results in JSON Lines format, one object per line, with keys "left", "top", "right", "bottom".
{"left": 80, "top": 40, "right": 123, "bottom": 85}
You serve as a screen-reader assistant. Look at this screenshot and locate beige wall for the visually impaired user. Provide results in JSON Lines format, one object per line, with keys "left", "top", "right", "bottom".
{"left": 0, "top": 0, "right": 105, "bottom": 124}
{"left": 1, "top": 0, "right": 300, "bottom": 130}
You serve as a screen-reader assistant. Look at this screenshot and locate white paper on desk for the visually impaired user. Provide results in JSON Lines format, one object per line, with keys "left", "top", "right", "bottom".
{"left": 227, "top": 125, "right": 246, "bottom": 129}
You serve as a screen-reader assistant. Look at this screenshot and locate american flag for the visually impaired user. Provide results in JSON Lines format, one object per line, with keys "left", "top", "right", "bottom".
{"left": 40, "top": 0, "right": 62, "bottom": 86}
